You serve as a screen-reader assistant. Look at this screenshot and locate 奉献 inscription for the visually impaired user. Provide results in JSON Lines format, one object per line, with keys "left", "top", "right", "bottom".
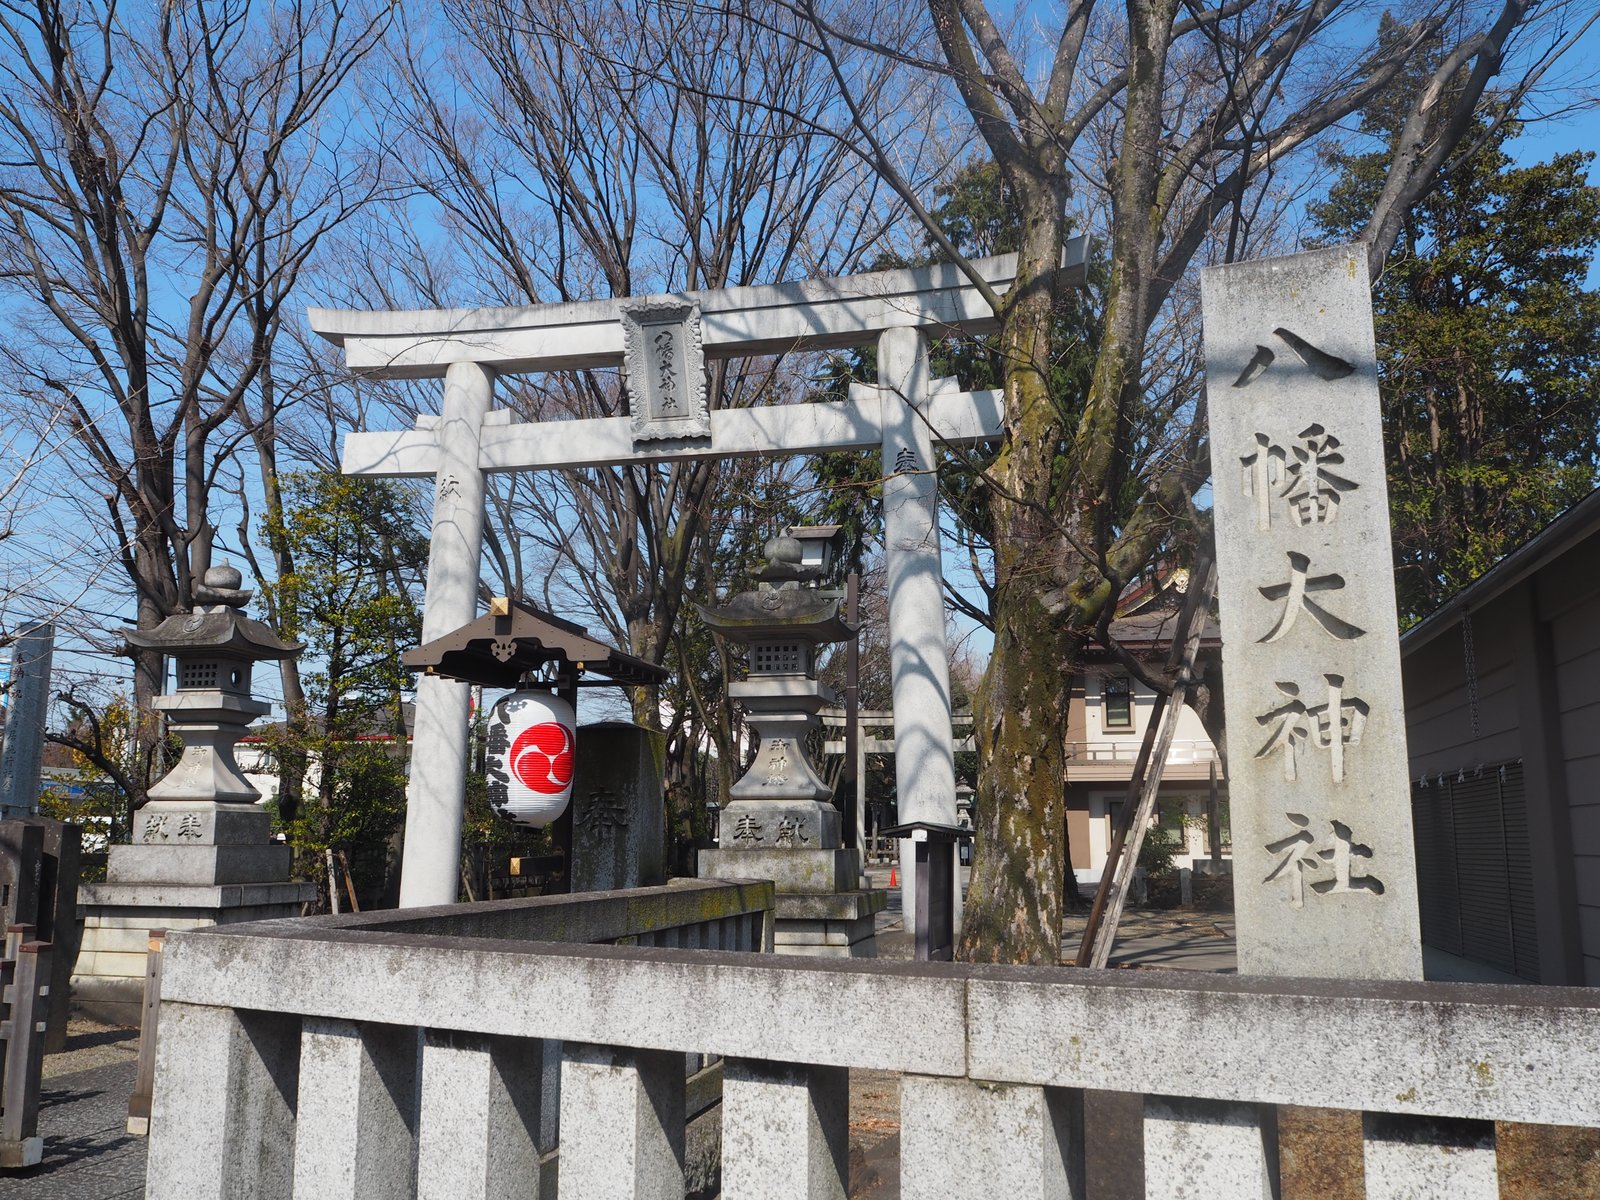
{"left": 734, "top": 814, "right": 763, "bottom": 846}
{"left": 577, "top": 788, "right": 628, "bottom": 840}
{"left": 774, "top": 817, "right": 809, "bottom": 848}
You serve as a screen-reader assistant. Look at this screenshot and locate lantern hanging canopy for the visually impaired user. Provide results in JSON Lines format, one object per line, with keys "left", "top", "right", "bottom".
{"left": 402, "top": 598, "right": 667, "bottom": 689}
{"left": 404, "top": 597, "right": 667, "bottom": 828}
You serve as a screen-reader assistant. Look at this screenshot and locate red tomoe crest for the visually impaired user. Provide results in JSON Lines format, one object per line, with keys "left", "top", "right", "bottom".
{"left": 510, "top": 722, "right": 575, "bottom": 795}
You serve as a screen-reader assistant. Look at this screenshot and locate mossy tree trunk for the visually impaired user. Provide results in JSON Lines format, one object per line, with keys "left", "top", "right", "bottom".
{"left": 910, "top": 0, "right": 1534, "bottom": 964}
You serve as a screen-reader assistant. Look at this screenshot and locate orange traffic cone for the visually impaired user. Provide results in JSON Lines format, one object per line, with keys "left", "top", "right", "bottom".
{"left": 889, "top": 866, "right": 897, "bottom": 887}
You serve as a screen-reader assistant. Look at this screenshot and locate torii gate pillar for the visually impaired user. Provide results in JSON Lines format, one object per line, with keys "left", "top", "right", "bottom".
{"left": 400, "top": 362, "right": 493, "bottom": 908}
{"left": 878, "top": 327, "right": 961, "bottom": 932}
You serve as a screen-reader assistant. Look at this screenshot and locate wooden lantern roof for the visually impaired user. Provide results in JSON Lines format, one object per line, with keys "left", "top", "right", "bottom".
{"left": 402, "top": 598, "right": 667, "bottom": 689}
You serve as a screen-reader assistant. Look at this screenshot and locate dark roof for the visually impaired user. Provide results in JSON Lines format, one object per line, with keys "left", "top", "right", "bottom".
{"left": 403, "top": 599, "right": 666, "bottom": 688}
{"left": 1080, "top": 568, "right": 1222, "bottom": 660}
{"left": 1099, "top": 606, "right": 1222, "bottom": 655}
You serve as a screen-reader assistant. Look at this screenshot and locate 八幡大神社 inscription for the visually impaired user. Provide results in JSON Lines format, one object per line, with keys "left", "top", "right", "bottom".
{"left": 1202, "top": 244, "right": 1423, "bottom": 980}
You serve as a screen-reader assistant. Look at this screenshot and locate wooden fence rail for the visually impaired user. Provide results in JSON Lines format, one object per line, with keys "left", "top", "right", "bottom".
{"left": 0, "top": 924, "right": 52, "bottom": 1168}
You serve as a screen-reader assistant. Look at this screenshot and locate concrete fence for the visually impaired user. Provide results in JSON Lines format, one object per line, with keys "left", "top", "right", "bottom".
{"left": 146, "top": 880, "right": 1599, "bottom": 1199}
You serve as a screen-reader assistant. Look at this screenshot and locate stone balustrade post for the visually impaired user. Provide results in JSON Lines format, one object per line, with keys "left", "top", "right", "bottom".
{"left": 1363, "top": 1113, "right": 1498, "bottom": 1200}
{"left": 146, "top": 1003, "right": 300, "bottom": 1200}
{"left": 720, "top": 1058, "right": 849, "bottom": 1200}
{"left": 417, "top": 1029, "right": 547, "bottom": 1200}
{"left": 557, "top": 1042, "right": 684, "bottom": 1200}
{"left": 1143, "top": 1097, "right": 1274, "bottom": 1198}
{"left": 900, "top": 1074, "right": 1081, "bottom": 1199}
{"left": 291, "top": 1018, "right": 418, "bottom": 1199}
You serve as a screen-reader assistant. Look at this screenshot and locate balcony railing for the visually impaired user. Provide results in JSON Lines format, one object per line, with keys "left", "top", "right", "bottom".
{"left": 1066, "top": 737, "right": 1221, "bottom": 764}
{"left": 144, "top": 880, "right": 1598, "bottom": 1199}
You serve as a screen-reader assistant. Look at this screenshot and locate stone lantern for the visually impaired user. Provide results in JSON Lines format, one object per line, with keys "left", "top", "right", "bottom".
{"left": 73, "top": 565, "right": 315, "bottom": 1026}
{"left": 127, "top": 565, "right": 301, "bottom": 818}
{"left": 697, "top": 527, "right": 886, "bottom": 956}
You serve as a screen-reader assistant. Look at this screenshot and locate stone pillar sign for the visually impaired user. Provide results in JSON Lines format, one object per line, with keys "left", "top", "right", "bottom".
{"left": 568, "top": 722, "right": 667, "bottom": 893}
{"left": 1202, "top": 244, "right": 1422, "bottom": 981}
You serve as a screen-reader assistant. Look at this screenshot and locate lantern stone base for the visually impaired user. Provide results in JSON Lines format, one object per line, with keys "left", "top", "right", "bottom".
{"left": 771, "top": 890, "right": 886, "bottom": 958}
{"left": 700, "top": 847, "right": 858, "bottom": 893}
{"left": 71, "top": 880, "right": 315, "bottom": 1026}
{"left": 133, "top": 802, "right": 271, "bottom": 845}
{"left": 106, "top": 843, "right": 294, "bottom": 886}
{"left": 700, "top": 847, "right": 886, "bottom": 958}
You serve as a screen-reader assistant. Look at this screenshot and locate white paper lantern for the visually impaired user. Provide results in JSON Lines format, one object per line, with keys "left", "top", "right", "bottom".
{"left": 485, "top": 690, "right": 577, "bottom": 826}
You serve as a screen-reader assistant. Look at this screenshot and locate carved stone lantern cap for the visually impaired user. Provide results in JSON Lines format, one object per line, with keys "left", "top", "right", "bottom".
{"left": 694, "top": 589, "right": 855, "bottom": 647}
{"left": 194, "top": 562, "right": 251, "bottom": 609}
{"left": 755, "top": 524, "right": 844, "bottom": 584}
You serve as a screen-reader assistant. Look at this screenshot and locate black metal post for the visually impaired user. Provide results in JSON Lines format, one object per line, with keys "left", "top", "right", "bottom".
{"left": 843, "top": 571, "right": 860, "bottom": 849}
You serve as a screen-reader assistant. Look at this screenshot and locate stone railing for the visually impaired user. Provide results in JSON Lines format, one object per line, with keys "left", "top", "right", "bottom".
{"left": 147, "top": 890, "right": 1599, "bottom": 1199}
{"left": 145, "top": 878, "right": 772, "bottom": 1198}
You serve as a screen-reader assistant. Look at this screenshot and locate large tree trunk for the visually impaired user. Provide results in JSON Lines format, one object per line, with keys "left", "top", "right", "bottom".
{"left": 958, "top": 165, "right": 1081, "bottom": 963}
{"left": 957, "top": 0, "right": 1175, "bottom": 963}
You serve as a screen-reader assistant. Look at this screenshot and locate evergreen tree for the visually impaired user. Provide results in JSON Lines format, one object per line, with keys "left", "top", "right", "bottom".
{"left": 262, "top": 473, "right": 428, "bottom": 906}
{"left": 1313, "top": 106, "right": 1600, "bottom": 623}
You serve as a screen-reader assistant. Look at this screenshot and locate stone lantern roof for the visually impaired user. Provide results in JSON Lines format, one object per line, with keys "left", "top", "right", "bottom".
{"left": 696, "top": 528, "right": 856, "bottom": 647}
{"left": 122, "top": 564, "right": 302, "bottom": 662}
{"left": 694, "top": 589, "right": 855, "bottom": 646}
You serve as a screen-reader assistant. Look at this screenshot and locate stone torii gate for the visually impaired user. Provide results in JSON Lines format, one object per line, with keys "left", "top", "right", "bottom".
{"left": 311, "top": 242, "right": 1088, "bottom": 917}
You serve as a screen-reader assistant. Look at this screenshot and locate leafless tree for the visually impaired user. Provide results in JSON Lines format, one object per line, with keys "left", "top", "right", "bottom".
{"left": 0, "top": 0, "right": 393, "bottom": 796}
{"left": 322, "top": 0, "right": 944, "bottom": 839}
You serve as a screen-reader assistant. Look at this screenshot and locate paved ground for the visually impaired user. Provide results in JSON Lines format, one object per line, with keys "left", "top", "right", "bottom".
{"left": 0, "top": 1054, "right": 144, "bottom": 1199}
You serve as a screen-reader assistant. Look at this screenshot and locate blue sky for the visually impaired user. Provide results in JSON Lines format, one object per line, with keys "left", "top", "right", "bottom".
{"left": 1504, "top": 15, "right": 1600, "bottom": 281}
{"left": 6, "top": 13, "right": 1599, "bottom": 706}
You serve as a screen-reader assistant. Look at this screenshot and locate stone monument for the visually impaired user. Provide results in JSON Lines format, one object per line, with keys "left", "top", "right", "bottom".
{"left": 697, "top": 528, "right": 886, "bottom": 956}
{"left": 73, "top": 566, "right": 316, "bottom": 1024}
{"left": 1201, "top": 244, "right": 1423, "bottom": 981}
{"left": 568, "top": 721, "right": 667, "bottom": 893}
{"left": 0, "top": 619, "right": 54, "bottom": 820}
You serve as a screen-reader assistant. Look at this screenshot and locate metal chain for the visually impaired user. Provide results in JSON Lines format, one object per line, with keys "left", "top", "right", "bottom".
{"left": 1461, "top": 609, "right": 1482, "bottom": 742}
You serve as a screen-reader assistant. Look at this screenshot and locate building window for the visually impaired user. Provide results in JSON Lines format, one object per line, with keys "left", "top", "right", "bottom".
{"left": 1103, "top": 676, "right": 1133, "bottom": 729}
